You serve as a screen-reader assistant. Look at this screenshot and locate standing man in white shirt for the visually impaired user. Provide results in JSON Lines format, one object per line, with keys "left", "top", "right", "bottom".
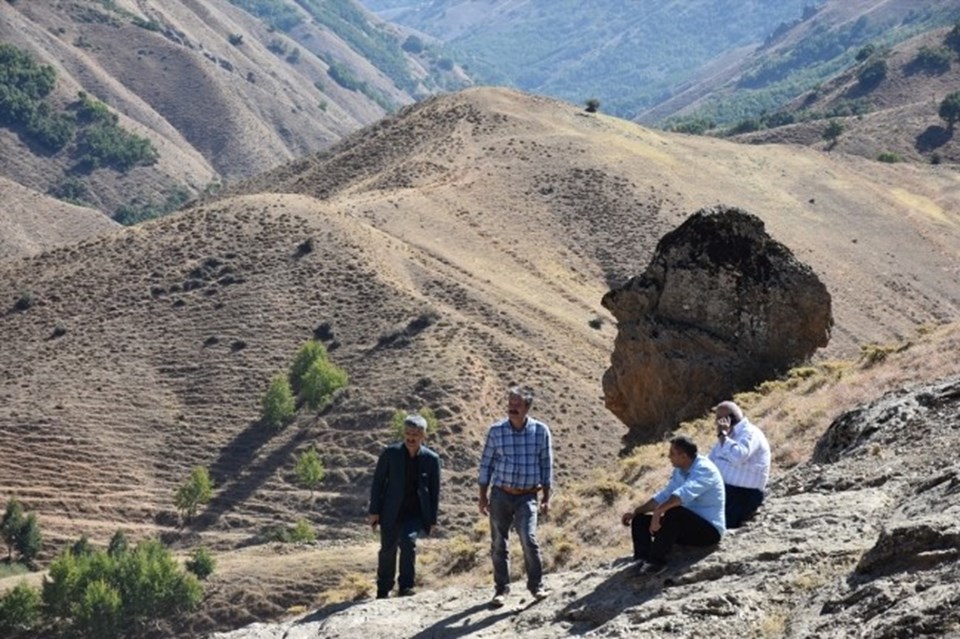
{"left": 708, "top": 401, "right": 771, "bottom": 528}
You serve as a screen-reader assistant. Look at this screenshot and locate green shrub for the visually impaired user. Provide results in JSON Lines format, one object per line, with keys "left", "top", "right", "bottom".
{"left": 50, "top": 176, "right": 91, "bottom": 204}
{"left": 402, "top": 35, "right": 423, "bottom": 54}
{"left": 0, "top": 581, "right": 41, "bottom": 635}
{"left": 261, "top": 374, "right": 295, "bottom": 429}
{"left": 1, "top": 501, "right": 41, "bottom": 565}
{"left": 877, "top": 151, "right": 902, "bottom": 163}
{"left": 185, "top": 547, "right": 215, "bottom": 580}
{"left": 289, "top": 340, "right": 328, "bottom": 391}
{"left": 857, "top": 59, "right": 887, "bottom": 89}
{"left": 939, "top": 91, "right": 960, "bottom": 129}
{"left": 584, "top": 98, "right": 600, "bottom": 113}
{"left": 42, "top": 538, "right": 202, "bottom": 637}
{"left": 914, "top": 46, "right": 952, "bottom": 73}
{"left": 74, "top": 579, "right": 122, "bottom": 639}
{"left": 295, "top": 447, "right": 326, "bottom": 497}
{"left": 228, "top": 33, "right": 244, "bottom": 46}
{"left": 289, "top": 519, "right": 316, "bottom": 543}
{"left": 855, "top": 43, "right": 876, "bottom": 62}
{"left": 107, "top": 530, "right": 128, "bottom": 557}
{"left": 300, "top": 358, "right": 348, "bottom": 409}
{"left": 822, "top": 119, "right": 844, "bottom": 144}
{"left": 174, "top": 467, "right": 213, "bottom": 523}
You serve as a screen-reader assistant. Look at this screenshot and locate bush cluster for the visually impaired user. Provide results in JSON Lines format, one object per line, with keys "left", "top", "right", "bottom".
{"left": 1, "top": 499, "right": 41, "bottom": 566}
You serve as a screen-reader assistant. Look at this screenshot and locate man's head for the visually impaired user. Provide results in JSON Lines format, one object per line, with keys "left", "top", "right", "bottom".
{"left": 402, "top": 413, "right": 427, "bottom": 456}
{"left": 507, "top": 386, "right": 534, "bottom": 427}
{"left": 712, "top": 401, "right": 743, "bottom": 424}
{"left": 668, "top": 435, "right": 698, "bottom": 470}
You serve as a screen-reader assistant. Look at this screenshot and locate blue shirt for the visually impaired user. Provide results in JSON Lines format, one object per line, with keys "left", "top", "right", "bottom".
{"left": 478, "top": 417, "right": 553, "bottom": 489}
{"left": 653, "top": 454, "right": 726, "bottom": 535}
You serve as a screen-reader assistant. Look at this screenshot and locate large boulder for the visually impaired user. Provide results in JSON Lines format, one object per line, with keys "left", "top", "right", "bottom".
{"left": 601, "top": 205, "right": 832, "bottom": 439}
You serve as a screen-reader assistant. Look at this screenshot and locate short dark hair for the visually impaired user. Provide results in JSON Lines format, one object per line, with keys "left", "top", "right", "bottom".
{"left": 508, "top": 385, "right": 534, "bottom": 407}
{"left": 669, "top": 435, "right": 697, "bottom": 459}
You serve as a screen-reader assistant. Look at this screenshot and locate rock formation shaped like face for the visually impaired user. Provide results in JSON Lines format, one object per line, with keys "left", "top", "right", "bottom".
{"left": 601, "top": 205, "right": 832, "bottom": 439}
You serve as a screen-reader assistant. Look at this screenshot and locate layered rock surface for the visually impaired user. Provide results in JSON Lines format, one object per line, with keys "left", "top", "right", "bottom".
{"left": 601, "top": 205, "right": 832, "bottom": 439}
{"left": 212, "top": 376, "right": 960, "bottom": 638}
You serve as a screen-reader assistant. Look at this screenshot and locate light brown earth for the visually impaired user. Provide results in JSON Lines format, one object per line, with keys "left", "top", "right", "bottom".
{"left": 1, "top": 87, "right": 959, "bottom": 635}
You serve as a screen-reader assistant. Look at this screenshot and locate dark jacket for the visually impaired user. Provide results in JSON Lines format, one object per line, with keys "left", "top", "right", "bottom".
{"left": 369, "top": 442, "right": 441, "bottom": 534}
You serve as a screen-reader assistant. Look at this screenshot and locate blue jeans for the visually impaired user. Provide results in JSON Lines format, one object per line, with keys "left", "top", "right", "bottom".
{"left": 377, "top": 514, "right": 423, "bottom": 595}
{"left": 489, "top": 487, "right": 543, "bottom": 593}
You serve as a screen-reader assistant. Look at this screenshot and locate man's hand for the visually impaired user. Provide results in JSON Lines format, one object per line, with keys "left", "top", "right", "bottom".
{"left": 716, "top": 415, "right": 732, "bottom": 440}
{"left": 479, "top": 494, "right": 489, "bottom": 516}
{"left": 621, "top": 511, "right": 634, "bottom": 526}
{"left": 368, "top": 514, "right": 379, "bottom": 529}
{"left": 649, "top": 511, "right": 662, "bottom": 534}
{"left": 539, "top": 500, "right": 550, "bottom": 517}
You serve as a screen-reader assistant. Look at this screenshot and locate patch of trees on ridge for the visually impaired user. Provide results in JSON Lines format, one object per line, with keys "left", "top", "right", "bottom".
{"left": 0, "top": 43, "right": 158, "bottom": 172}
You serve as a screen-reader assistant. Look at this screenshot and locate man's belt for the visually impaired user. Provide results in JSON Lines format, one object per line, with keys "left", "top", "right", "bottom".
{"left": 496, "top": 485, "right": 539, "bottom": 496}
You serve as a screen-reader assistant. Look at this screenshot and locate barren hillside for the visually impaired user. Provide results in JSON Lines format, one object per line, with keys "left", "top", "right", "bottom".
{"left": 0, "top": 0, "right": 467, "bottom": 217}
{"left": 1, "top": 87, "right": 959, "bottom": 635}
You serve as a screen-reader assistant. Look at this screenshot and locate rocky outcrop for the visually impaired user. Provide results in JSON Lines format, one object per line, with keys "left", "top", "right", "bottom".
{"left": 601, "top": 205, "right": 832, "bottom": 439}
{"left": 212, "top": 376, "right": 960, "bottom": 638}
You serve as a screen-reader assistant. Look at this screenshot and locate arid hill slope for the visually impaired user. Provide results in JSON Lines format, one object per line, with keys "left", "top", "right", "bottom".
{"left": 0, "top": 176, "right": 118, "bottom": 260}
{"left": 0, "top": 0, "right": 464, "bottom": 217}
{"left": 1, "top": 86, "right": 959, "bottom": 634}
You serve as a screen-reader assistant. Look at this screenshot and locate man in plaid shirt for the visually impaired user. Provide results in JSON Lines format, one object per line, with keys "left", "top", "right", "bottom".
{"left": 708, "top": 400, "right": 771, "bottom": 528}
{"left": 478, "top": 386, "right": 554, "bottom": 608}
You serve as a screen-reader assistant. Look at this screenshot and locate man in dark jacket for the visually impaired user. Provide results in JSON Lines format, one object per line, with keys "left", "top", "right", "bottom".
{"left": 369, "top": 413, "right": 441, "bottom": 598}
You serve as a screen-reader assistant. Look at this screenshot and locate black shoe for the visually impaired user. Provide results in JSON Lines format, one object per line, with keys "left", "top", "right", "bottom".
{"left": 398, "top": 587, "right": 416, "bottom": 597}
{"left": 376, "top": 591, "right": 389, "bottom": 599}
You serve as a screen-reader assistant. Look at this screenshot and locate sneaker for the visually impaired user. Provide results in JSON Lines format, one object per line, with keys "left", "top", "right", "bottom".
{"left": 490, "top": 593, "right": 507, "bottom": 608}
{"left": 398, "top": 588, "right": 416, "bottom": 597}
{"left": 531, "top": 586, "right": 550, "bottom": 600}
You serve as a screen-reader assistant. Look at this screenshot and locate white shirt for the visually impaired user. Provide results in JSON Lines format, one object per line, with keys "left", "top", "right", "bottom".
{"left": 708, "top": 417, "right": 770, "bottom": 490}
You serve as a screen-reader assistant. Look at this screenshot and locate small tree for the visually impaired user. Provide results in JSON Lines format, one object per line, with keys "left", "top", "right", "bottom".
{"left": 15, "top": 513, "right": 41, "bottom": 566}
{"left": 294, "top": 447, "right": 326, "bottom": 500}
{"left": 822, "top": 119, "right": 845, "bottom": 147}
{"left": 0, "top": 581, "right": 41, "bottom": 635}
{"left": 73, "top": 579, "right": 122, "bottom": 639}
{"left": 939, "top": 91, "right": 960, "bottom": 130}
{"left": 185, "top": 547, "right": 215, "bottom": 580}
{"left": 289, "top": 519, "right": 316, "bottom": 543}
{"left": 174, "top": 467, "right": 213, "bottom": 523}
{"left": 71, "top": 534, "right": 93, "bottom": 557}
{"left": 1, "top": 498, "right": 25, "bottom": 560}
{"left": 107, "top": 529, "right": 128, "bottom": 557}
{"left": 300, "top": 358, "right": 348, "bottom": 410}
{"left": 584, "top": 98, "right": 600, "bottom": 113}
{"left": 289, "top": 340, "right": 328, "bottom": 391}
{"left": 261, "top": 374, "right": 295, "bottom": 429}
{"left": 857, "top": 58, "right": 887, "bottom": 89}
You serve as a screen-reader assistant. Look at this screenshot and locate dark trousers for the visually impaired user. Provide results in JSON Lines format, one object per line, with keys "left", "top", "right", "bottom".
{"left": 631, "top": 506, "right": 720, "bottom": 565}
{"left": 724, "top": 484, "right": 764, "bottom": 529}
{"left": 377, "top": 514, "right": 423, "bottom": 595}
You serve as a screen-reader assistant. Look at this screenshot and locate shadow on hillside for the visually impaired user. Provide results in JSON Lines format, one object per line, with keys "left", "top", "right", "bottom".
{"left": 408, "top": 602, "right": 518, "bottom": 639}
{"left": 194, "top": 422, "right": 312, "bottom": 530}
{"left": 916, "top": 125, "right": 952, "bottom": 152}
{"left": 557, "top": 548, "right": 719, "bottom": 632}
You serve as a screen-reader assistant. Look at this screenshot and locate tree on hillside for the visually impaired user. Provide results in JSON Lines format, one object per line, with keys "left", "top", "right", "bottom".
{"left": 174, "top": 467, "right": 213, "bottom": 524}
{"left": 1, "top": 499, "right": 41, "bottom": 565}
{"left": 294, "top": 447, "right": 326, "bottom": 501}
{"left": 585, "top": 98, "right": 600, "bottom": 113}
{"left": 822, "top": 119, "right": 845, "bottom": 148}
{"left": 857, "top": 59, "right": 887, "bottom": 90}
{"left": 261, "top": 374, "right": 295, "bottom": 429}
{"left": 939, "top": 91, "right": 960, "bottom": 131}
{"left": 1, "top": 498, "right": 25, "bottom": 560}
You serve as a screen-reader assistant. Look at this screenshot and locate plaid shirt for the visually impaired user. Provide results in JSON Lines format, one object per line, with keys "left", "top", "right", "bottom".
{"left": 478, "top": 417, "right": 553, "bottom": 489}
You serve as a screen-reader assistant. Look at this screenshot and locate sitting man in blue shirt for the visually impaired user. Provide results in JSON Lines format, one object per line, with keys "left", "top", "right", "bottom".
{"left": 621, "top": 435, "right": 725, "bottom": 575}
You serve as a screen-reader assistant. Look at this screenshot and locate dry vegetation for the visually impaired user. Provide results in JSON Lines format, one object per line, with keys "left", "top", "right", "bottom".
{"left": 1, "top": 87, "right": 959, "bottom": 635}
